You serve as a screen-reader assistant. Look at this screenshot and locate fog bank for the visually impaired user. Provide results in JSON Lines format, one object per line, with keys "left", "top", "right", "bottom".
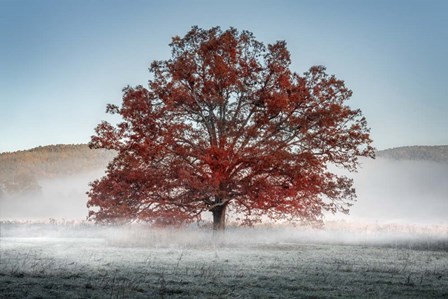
{"left": 329, "top": 158, "right": 448, "bottom": 225}
{"left": 1, "top": 158, "right": 447, "bottom": 226}
{"left": 0, "top": 170, "right": 103, "bottom": 221}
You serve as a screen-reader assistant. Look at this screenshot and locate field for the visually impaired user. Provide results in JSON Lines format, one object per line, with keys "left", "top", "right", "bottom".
{"left": 1, "top": 222, "right": 448, "bottom": 298}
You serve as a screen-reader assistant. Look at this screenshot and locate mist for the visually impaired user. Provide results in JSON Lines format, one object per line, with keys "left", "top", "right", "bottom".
{"left": 0, "top": 170, "right": 104, "bottom": 221}
{"left": 329, "top": 157, "right": 448, "bottom": 225}
{"left": 2, "top": 158, "right": 448, "bottom": 298}
{"left": 1, "top": 157, "right": 447, "bottom": 226}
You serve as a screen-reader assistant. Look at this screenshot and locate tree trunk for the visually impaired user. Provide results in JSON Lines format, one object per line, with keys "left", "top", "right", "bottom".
{"left": 212, "top": 204, "right": 227, "bottom": 231}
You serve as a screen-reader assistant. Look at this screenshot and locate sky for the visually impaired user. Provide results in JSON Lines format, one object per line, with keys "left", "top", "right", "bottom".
{"left": 1, "top": 0, "right": 447, "bottom": 153}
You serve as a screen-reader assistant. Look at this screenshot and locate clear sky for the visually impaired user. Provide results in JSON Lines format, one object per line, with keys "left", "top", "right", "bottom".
{"left": 1, "top": 0, "right": 447, "bottom": 152}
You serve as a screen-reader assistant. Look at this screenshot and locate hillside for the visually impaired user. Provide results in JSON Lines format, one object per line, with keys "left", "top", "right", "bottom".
{"left": 1, "top": 143, "right": 447, "bottom": 197}
{"left": 0, "top": 144, "right": 115, "bottom": 196}
{"left": 377, "top": 145, "right": 448, "bottom": 163}
{"left": 0, "top": 144, "right": 115, "bottom": 180}
{"left": 2, "top": 144, "right": 447, "bottom": 181}
{"left": 2, "top": 144, "right": 447, "bottom": 182}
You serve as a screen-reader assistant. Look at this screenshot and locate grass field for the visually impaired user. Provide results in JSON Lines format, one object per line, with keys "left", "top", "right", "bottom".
{"left": 1, "top": 222, "right": 448, "bottom": 298}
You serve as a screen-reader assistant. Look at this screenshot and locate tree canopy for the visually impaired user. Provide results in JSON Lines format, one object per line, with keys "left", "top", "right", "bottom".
{"left": 88, "top": 26, "right": 374, "bottom": 229}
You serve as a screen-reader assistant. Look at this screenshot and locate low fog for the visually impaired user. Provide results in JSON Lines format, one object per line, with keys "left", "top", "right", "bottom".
{"left": 1, "top": 158, "right": 447, "bottom": 226}
{"left": 0, "top": 170, "right": 104, "bottom": 221}
{"left": 2, "top": 221, "right": 447, "bottom": 249}
{"left": 329, "top": 158, "right": 448, "bottom": 225}
{"left": 2, "top": 159, "right": 448, "bottom": 298}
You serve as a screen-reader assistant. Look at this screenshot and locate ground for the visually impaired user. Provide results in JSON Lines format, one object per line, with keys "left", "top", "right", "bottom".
{"left": 0, "top": 223, "right": 447, "bottom": 298}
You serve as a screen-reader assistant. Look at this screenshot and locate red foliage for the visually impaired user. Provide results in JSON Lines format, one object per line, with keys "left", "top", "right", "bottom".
{"left": 87, "top": 26, "right": 374, "bottom": 228}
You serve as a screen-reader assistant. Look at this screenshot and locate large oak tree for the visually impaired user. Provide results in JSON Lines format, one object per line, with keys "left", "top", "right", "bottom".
{"left": 87, "top": 26, "right": 374, "bottom": 230}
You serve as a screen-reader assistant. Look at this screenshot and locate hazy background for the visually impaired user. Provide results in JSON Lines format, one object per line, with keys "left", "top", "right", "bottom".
{"left": 332, "top": 158, "right": 448, "bottom": 225}
{"left": 0, "top": 170, "right": 102, "bottom": 221}
{"left": 1, "top": 157, "right": 447, "bottom": 225}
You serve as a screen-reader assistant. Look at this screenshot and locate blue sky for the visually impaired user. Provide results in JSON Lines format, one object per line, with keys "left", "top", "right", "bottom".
{"left": 1, "top": 0, "right": 447, "bottom": 152}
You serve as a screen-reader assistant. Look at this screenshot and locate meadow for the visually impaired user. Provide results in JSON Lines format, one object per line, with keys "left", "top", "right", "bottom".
{"left": 1, "top": 221, "right": 448, "bottom": 298}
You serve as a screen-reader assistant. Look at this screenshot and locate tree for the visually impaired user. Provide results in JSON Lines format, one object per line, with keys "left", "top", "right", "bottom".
{"left": 87, "top": 26, "right": 374, "bottom": 230}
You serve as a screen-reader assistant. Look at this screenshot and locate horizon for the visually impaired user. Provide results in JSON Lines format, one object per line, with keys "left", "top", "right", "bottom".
{"left": 1, "top": 0, "right": 448, "bottom": 152}
{"left": 2, "top": 142, "right": 448, "bottom": 155}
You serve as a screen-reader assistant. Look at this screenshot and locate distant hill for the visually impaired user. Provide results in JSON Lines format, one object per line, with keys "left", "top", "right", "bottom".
{"left": 0, "top": 144, "right": 115, "bottom": 196}
{"left": 0, "top": 144, "right": 115, "bottom": 180}
{"left": 1, "top": 143, "right": 447, "bottom": 197}
{"left": 2, "top": 144, "right": 447, "bottom": 181}
{"left": 2, "top": 144, "right": 447, "bottom": 182}
{"left": 377, "top": 145, "right": 448, "bottom": 163}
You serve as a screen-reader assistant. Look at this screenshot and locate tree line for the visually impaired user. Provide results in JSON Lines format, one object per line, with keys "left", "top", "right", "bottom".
{"left": 0, "top": 144, "right": 114, "bottom": 198}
